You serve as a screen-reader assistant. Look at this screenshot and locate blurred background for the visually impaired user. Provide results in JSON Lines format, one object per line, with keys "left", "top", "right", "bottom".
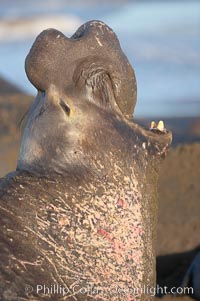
{"left": 0, "top": 0, "right": 200, "bottom": 117}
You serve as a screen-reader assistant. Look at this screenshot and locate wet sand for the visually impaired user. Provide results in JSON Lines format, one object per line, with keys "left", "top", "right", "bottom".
{"left": 0, "top": 77, "right": 199, "bottom": 300}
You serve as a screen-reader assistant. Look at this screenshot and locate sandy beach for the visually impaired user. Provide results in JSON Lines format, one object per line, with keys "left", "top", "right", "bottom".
{"left": 0, "top": 76, "right": 199, "bottom": 300}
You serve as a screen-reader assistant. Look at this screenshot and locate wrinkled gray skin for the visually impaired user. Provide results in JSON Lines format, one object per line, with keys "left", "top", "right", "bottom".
{"left": 0, "top": 21, "right": 172, "bottom": 301}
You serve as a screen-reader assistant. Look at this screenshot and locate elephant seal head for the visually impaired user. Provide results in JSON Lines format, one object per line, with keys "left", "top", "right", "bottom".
{"left": 17, "top": 20, "right": 171, "bottom": 176}
{"left": 25, "top": 20, "right": 137, "bottom": 121}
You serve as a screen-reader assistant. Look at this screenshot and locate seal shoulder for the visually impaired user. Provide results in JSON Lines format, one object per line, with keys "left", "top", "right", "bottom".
{"left": 0, "top": 171, "right": 30, "bottom": 198}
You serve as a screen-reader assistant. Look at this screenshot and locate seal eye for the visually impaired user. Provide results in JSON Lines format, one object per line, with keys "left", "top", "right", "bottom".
{"left": 60, "top": 99, "right": 70, "bottom": 116}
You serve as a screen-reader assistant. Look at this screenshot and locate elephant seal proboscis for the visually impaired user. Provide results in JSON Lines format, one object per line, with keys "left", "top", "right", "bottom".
{"left": 0, "top": 20, "right": 172, "bottom": 301}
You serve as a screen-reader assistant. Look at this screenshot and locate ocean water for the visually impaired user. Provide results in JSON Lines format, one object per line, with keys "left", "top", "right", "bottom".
{"left": 0, "top": 0, "right": 199, "bottom": 118}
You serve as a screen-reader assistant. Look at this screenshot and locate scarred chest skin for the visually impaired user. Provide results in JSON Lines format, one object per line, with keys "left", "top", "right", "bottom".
{"left": 0, "top": 126, "right": 162, "bottom": 301}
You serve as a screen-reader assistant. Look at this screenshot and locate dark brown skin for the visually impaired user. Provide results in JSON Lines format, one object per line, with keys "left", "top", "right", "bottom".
{"left": 25, "top": 20, "right": 137, "bottom": 120}
{"left": 0, "top": 21, "right": 172, "bottom": 301}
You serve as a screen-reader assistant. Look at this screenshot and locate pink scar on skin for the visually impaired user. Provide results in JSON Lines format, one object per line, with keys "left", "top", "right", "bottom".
{"left": 132, "top": 225, "right": 144, "bottom": 236}
{"left": 116, "top": 198, "right": 128, "bottom": 209}
{"left": 113, "top": 239, "right": 124, "bottom": 264}
{"left": 97, "top": 229, "right": 113, "bottom": 242}
{"left": 97, "top": 230, "right": 126, "bottom": 264}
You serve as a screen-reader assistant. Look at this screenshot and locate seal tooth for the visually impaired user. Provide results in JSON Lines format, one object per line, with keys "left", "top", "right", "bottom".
{"left": 157, "top": 120, "right": 164, "bottom": 132}
{"left": 150, "top": 121, "right": 156, "bottom": 129}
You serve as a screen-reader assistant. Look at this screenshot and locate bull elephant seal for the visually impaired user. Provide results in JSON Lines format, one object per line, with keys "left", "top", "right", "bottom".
{"left": 0, "top": 20, "right": 172, "bottom": 301}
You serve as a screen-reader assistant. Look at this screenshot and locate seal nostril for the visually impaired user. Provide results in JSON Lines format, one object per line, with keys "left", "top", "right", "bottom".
{"left": 60, "top": 99, "right": 70, "bottom": 116}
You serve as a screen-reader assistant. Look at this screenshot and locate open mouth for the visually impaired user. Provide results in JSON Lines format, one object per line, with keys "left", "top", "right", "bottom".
{"left": 60, "top": 99, "right": 71, "bottom": 117}
{"left": 149, "top": 120, "right": 167, "bottom": 134}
